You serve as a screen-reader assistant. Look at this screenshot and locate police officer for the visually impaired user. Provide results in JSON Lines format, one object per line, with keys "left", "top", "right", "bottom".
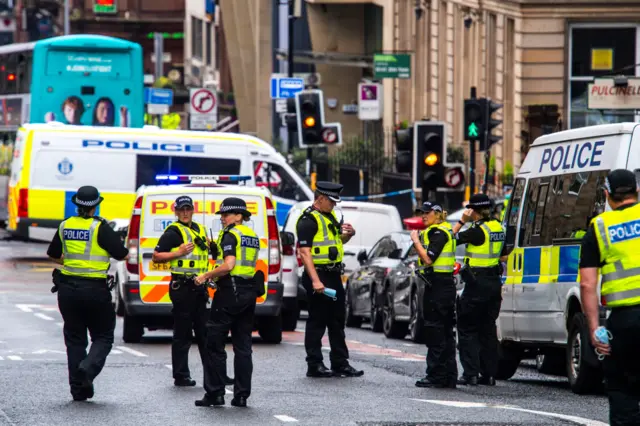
{"left": 452, "top": 194, "right": 507, "bottom": 386}
{"left": 46, "top": 186, "right": 129, "bottom": 401}
{"left": 296, "top": 181, "right": 364, "bottom": 378}
{"left": 579, "top": 169, "right": 640, "bottom": 426}
{"left": 194, "top": 198, "right": 262, "bottom": 408}
{"left": 152, "top": 195, "right": 231, "bottom": 387}
{"left": 410, "top": 202, "right": 458, "bottom": 388}
{"left": 499, "top": 185, "right": 513, "bottom": 222}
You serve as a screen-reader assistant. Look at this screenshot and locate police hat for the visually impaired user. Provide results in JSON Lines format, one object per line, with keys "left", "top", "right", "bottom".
{"left": 465, "top": 194, "right": 493, "bottom": 210}
{"left": 175, "top": 195, "right": 194, "bottom": 209}
{"left": 71, "top": 186, "right": 104, "bottom": 208}
{"left": 215, "top": 197, "right": 251, "bottom": 217}
{"left": 605, "top": 169, "right": 638, "bottom": 195}
{"left": 415, "top": 201, "right": 443, "bottom": 214}
{"left": 315, "top": 181, "right": 343, "bottom": 202}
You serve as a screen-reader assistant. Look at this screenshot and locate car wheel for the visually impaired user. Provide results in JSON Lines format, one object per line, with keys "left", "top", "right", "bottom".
{"left": 382, "top": 288, "right": 408, "bottom": 339}
{"left": 345, "top": 284, "right": 362, "bottom": 328}
{"left": 566, "top": 312, "right": 603, "bottom": 394}
{"left": 370, "top": 284, "right": 383, "bottom": 333}
{"left": 408, "top": 289, "right": 425, "bottom": 343}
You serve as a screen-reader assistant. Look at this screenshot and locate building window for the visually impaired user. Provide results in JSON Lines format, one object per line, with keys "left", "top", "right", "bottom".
{"left": 191, "top": 16, "right": 203, "bottom": 60}
{"left": 206, "top": 21, "right": 212, "bottom": 66}
{"left": 568, "top": 25, "right": 637, "bottom": 128}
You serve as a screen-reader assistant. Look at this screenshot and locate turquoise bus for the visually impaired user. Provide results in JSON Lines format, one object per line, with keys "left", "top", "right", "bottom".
{"left": 0, "top": 34, "right": 143, "bottom": 133}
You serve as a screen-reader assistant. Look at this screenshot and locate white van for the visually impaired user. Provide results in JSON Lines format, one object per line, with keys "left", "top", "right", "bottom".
{"left": 5, "top": 123, "right": 313, "bottom": 241}
{"left": 496, "top": 122, "right": 640, "bottom": 394}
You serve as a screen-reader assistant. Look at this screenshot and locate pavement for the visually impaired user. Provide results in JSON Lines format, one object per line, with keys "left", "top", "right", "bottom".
{"left": 0, "top": 237, "right": 610, "bottom": 425}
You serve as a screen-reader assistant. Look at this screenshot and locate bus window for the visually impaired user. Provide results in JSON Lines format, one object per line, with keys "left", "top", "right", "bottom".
{"left": 504, "top": 177, "right": 526, "bottom": 254}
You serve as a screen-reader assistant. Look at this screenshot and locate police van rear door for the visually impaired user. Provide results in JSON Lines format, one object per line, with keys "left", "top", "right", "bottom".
{"left": 138, "top": 187, "right": 205, "bottom": 304}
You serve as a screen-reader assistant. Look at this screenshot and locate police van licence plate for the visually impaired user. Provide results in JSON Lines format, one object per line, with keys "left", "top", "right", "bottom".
{"left": 150, "top": 262, "right": 171, "bottom": 271}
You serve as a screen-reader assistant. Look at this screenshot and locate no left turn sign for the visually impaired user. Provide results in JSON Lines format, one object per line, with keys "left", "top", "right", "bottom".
{"left": 322, "top": 128, "right": 337, "bottom": 144}
{"left": 444, "top": 168, "right": 463, "bottom": 188}
{"left": 191, "top": 89, "right": 217, "bottom": 114}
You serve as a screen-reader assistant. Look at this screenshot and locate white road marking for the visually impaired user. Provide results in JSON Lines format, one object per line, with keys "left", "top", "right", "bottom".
{"left": 386, "top": 348, "right": 402, "bottom": 353}
{"left": 294, "top": 328, "right": 305, "bottom": 333}
{"left": 7, "top": 355, "right": 22, "bottom": 361}
{"left": 165, "top": 364, "right": 172, "bottom": 370}
{"left": 115, "top": 346, "right": 148, "bottom": 357}
{"left": 402, "top": 343, "right": 416, "bottom": 347}
{"left": 32, "top": 349, "right": 65, "bottom": 355}
{"left": 111, "top": 350, "right": 122, "bottom": 355}
{"left": 392, "top": 357, "right": 424, "bottom": 362}
{"left": 34, "top": 313, "right": 54, "bottom": 321}
{"left": 412, "top": 399, "right": 608, "bottom": 426}
{"left": 274, "top": 414, "right": 298, "bottom": 422}
{"left": 16, "top": 304, "right": 37, "bottom": 313}
{"left": 347, "top": 340, "right": 362, "bottom": 344}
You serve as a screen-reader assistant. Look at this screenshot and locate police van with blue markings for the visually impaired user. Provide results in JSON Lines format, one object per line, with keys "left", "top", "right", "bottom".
{"left": 497, "top": 122, "right": 640, "bottom": 394}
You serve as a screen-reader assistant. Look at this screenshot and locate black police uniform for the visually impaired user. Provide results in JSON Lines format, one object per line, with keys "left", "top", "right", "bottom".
{"left": 47, "top": 186, "right": 128, "bottom": 401}
{"left": 414, "top": 202, "right": 458, "bottom": 389}
{"left": 154, "top": 196, "right": 210, "bottom": 386}
{"left": 580, "top": 170, "right": 640, "bottom": 426}
{"left": 296, "top": 182, "right": 363, "bottom": 378}
{"left": 198, "top": 198, "right": 261, "bottom": 408}
{"left": 455, "top": 194, "right": 507, "bottom": 386}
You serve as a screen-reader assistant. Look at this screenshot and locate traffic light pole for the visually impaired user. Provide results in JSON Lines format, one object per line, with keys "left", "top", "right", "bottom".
{"left": 468, "top": 88, "right": 477, "bottom": 196}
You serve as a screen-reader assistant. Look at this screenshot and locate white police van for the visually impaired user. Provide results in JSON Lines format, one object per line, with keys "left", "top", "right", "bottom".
{"left": 496, "top": 122, "right": 640, "bottom": 394}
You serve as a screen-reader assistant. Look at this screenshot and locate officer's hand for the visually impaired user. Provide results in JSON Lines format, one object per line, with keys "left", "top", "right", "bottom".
{"left": 312, "top": 280, "right": 325, "bottom": 293}
{"left": 410, "top": 230, "right": 420, "bottom": 244}
{"left": 194, "top": 274, "right": 207, "bottom": 286}
{"left": 590, "top": 329, "right": 611, "bottom": 356}
{"left": 178, "top": 242, "right": 194, "bottom": 256}
{"left": 341, "top": 223, "right": 355, "bottom": 236}
{"left": 461, "top": 209, "right": 474, "bottom": 223}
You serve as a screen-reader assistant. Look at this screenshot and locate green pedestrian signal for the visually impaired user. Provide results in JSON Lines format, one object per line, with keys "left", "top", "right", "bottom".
{"left": 467, "top": 122, "right": 479, "bottom": 138}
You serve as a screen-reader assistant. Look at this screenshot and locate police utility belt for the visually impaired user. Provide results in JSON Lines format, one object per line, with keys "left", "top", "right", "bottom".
{"left": 314, "top": 262, "right": 345, "bottom": 273}
{"left": 459, "top": 263, "right": 502, "bottom": 287}
{"left": 170, "top": 273, "right": 200, "bottom": 290}
{"left": 51, "top": 268, "right": 115, "bottom": 293}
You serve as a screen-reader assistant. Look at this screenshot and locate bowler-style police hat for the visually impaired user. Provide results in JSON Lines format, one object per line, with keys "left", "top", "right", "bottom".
{"left": 465, "top": 194, "right": 493, "bottom": 210}
{"left": 71, "top": 186, "right": 104, "bottom": 208}
{"left": 315, "top": 181, "right": 343, "bottom": 202}
{"left": 215, "top": 197, "right": 251, "bottom": 217}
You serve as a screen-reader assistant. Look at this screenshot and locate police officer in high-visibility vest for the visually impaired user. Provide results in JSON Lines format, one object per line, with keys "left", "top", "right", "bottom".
{"left": 152, "top": 195, "right": 229, "bottom": 387}
{"left": 579, "top": 169, "right": 640, "bottom": 426}
{"left": 410, "top": 202, "right": 458, "bottom": 388}
{"left": 499, "top": 185, "right": 513, "bottom": 222}
{"left": 46, "top": 186, "right": 129, "bottom": 401}
{"left": 194, "top": 198, "right": 263, "bottom": 408}
{"left": 452, "top": 194, "right": 507, "bottom": 386}
{"left": 296, "top": 181, "right": 364, "bottom": 378}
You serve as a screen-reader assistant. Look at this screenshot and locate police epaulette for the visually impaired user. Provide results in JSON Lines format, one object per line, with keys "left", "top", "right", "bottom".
{"left": 302, "top": 206, "right": 315, "bottom": 217}
{"left": 93, "top": 216, "right": 108, "bottom": 224}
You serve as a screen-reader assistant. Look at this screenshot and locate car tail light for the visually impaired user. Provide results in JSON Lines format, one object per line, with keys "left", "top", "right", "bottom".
{"left": 17, "top": 188, "right": 28, "bottom": 218}
{"left": 265, "top": 197, "right": 281, "bottom": 275}
{"left": 295, "top": 242, "right": 302, "bottom": 267}
{"left": 125, "top": 196, "right": 143, "bottom": 274}
{"left": 453, "top": 262, "right": 461, "bottom": 275}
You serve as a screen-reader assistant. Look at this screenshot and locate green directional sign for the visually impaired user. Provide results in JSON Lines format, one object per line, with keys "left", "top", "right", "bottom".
{"left": 467, "top": 122, "right": 479, "bottom": 138}
{"left": 374, "top": 54, "right": 411, "bottom": 79}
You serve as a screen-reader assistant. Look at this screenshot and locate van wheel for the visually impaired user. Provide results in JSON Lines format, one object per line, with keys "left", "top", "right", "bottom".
{"left": 282, "top": 307, "right": 300, "bottom": 332}
{"left": 566, "top": 313, "right": 603, "bottom": 394}
{"left": 495, "top": 342, "right": 522, "bottom": 380}
{"left": 536, "top": 350, "right": 566, "bottom": 375}
{"left": 408, "top": 289, "right": 425, "bottom": 343}
{"left": 122, "top": 314, "right": 144, "bottom": 343}
{"left": 258, "top": 315, "right": 283, "bottom": 344}
{"left": 382, "top": 290, "right": 408, "bottom": 339}
{"left": 345, "top": 285, "right": 362, "bottom": 328}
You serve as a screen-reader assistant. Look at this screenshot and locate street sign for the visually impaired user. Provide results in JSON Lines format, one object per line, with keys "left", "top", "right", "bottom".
{"left": 358, "top": 83, "right": 383, "bottom": 120}
{"left": 144, "top": 88, "right": 174, "bottom": 105}
{"left": 373, "top": 54, "right": 411, "bottom": 79}
{"left": 322, "top": 128, "right": 337, "bottom": 144}
{"left": 270, "top": 77, "right": 305, "bottom": 99}
{"left": 275, "top": 99, "right": 287, "bottom": 114}
{"left": 189, "top": 88, "right": 218, "bottom": 130}
{"left": 444, "top": 168, "right": 464, "bottom": 188}
{"left": 147, "top": 104, "right": 169, "bottom": 115}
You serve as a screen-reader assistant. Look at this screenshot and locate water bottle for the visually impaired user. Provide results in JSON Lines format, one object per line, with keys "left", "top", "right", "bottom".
{"left": 323, "top": 288, "right": 337, "bottom": 301}
{"left": 594, "top": 326, "right": 613, "bottom": 360}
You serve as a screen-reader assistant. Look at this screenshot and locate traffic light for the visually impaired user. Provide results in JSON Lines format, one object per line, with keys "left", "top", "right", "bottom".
{"left": 414, "top": 122, "right": 445, "bottom": 197}
{"left": 480, "top": 99, "right": 502, "bottom": 151}
{"left": 285, "top": 98, "right": 297, "bottom": 132}
{"left": 463, "top": 98, "right": 484, "bottom": 141}
{"left": 394, "top": 126, "right": 413, "bottom": 174}
{"left": 295, "top": 90, "right": 325, "bottom": 148}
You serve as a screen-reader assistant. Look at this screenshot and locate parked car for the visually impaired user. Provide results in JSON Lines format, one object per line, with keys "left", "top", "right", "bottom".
{"left": 281, "top": 200, "right": 404, "bottom": 319}
{"left": 107, "top": 219, "right": 129, "bottom": 310}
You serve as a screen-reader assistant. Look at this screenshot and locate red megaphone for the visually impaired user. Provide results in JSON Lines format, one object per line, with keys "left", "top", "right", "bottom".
{"left": 453, "top": 262, "right": 461, "bottom": 275}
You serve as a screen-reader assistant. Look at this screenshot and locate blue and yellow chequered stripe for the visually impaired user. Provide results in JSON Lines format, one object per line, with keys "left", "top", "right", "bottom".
{"left": 504, "top": 245, "right": 581, "bottom": 285}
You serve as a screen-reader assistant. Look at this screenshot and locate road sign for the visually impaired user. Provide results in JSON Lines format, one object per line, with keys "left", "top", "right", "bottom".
{"left": 144, "top": 88, "right": 173, "bottom": 105}
{"left": 444, "top": 168, "right": 464, "bottom": 188}
{"left": 189, "top": 88, "right": 217, "bottom": 130}
{"left": 275, "top": 99, "right": 287, "bottom": 114}
{"left": 322, "top": 128, "right": 337, "bottom": 144}
{"left": 147, "top": 104, "right": 169, "bottom": 115}
{"left": 270, "top": 77, "right": 305, "bottom": 99}
{"left": 373, "top": 54, "right": 411, "bottom": 79}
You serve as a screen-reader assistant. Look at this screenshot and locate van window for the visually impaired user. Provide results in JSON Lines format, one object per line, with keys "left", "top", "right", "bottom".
{"left": 504, "top": 177, "right": 526, "bottom": 253}
{"left": 253, "top": 161, "right": 309, "bottom": 201}
{"left": 136, "top": 155, "right": 241, "bottom": 188}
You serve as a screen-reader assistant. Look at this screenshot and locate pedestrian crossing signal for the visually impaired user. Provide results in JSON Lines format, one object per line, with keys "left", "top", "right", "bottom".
{"left": 463, "top": 99, "right": 483, "bottom": 142}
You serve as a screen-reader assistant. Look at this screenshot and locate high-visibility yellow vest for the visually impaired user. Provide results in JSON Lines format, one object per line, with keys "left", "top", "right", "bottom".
{"left": 297, "top": 209, "right": 344, "bottom": 265}
{"left": 59, "top": 217, "right": 111, "bottom": 279}
{"left": 418, "top": 222, "right": 456, "bottom": 273}
{"left": 144, "top": 113, "right": 181, "bottom": 129}
{"left": 500, "top": 198, "right": 509, "bottom": 221}
{"left": 216, "top": 224, "right": 259, "bottom": 279}
{"left": 464, "top": 219, "right": 505, "bottom": 268}
{"left": 169, "top": 222, "right": 209, "bottom": 275}
{"left": 592, "top": 203, "right": 640, "bottom": 307}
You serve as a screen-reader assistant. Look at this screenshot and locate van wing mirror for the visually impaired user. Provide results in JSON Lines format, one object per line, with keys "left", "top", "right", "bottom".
{"left": 280, "top": 231, "right": 295, "bottom": 246}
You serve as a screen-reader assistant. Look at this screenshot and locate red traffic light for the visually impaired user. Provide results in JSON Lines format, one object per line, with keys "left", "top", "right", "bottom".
{"left": 7, "top": 73, "right": 15, "bottom": 81}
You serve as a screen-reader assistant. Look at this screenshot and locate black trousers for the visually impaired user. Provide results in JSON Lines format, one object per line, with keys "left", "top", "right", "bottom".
{"left": 457, "top": 271, "right": 502, "bottom": 378}
{"left": 56, "top": 277, "right": 115, "bottom": 398}
{"left": 203, "top": 285, "right": 256, "bottom": 399}
{"left": 422, "top": 273, "right": 458, "bottom": 383}
{"left": 303, "top": 269, "right": 349, "bottom": 368}
{"left": 168, "top": 280, "right": 208, "bottom": 380}
{"left": 603, "top": 305, "right": 640, "bottom": 426}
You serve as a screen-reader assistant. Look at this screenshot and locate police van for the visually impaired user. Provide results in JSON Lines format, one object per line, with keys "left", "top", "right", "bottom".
{"left": 496, "top": 122, "right": 640, "bottom": 394}
{"left": 113, "top": 174, "right": 291, "bottom": 344}
{"left": 5, "top": 123, "right": 313, "bottom": 241}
